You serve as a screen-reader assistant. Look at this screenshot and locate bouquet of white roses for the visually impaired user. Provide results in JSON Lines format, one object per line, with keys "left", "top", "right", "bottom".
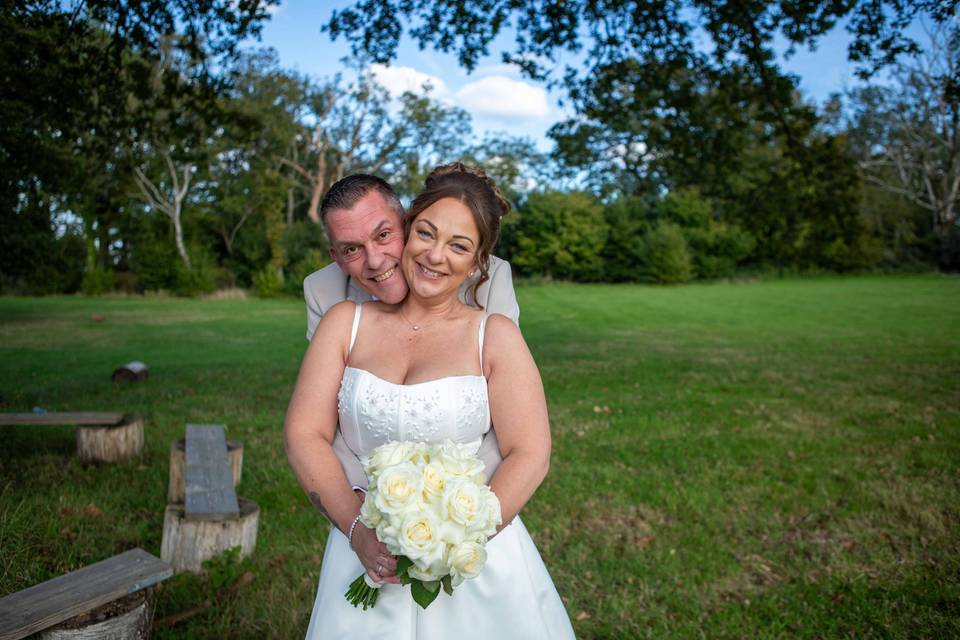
{"left": 345, "top": 440, "right": 502, "bottom": 610}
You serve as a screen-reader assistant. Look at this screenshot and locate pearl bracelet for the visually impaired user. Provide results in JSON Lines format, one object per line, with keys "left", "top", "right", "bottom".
{"left": 347, "top": 514, "right": 362, "bottom": 547}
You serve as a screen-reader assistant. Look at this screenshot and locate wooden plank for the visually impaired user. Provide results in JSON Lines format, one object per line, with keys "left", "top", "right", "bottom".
{"left": 0, "top": 548, "right": 172, "bottom": 640}
{"left": 0, "top": 412, "right": 124, "bottom": 427}
{"left": 184, "top": 424, "right": 239, "bottom": 521}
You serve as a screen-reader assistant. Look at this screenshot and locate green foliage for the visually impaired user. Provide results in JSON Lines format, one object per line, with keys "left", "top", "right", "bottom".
{"left": 514, "top": 191, "right": 607, "bottom": 281}
{"left": 174, "top": 251, "right": 217, "bottom": 297}
{"left": 657, "top": 188, "right": 756, "bottom": 279}
{"left": 326, "top": 2, "right": 938, "bottom": 86}
{"left": 286, "top": 249, "right": 330, "bottom": 297}
{"left": 253, "top": 265, "right": 283, "bottom": 298}
{"left": 599, "top": 196, "right": 648, "bottom": 282}
{"left": 81, "top": 264, "right": 115, "bottom": 296}
{"left": 201, "top": 546, "right": 252, "bottom": 590}
{"left": 638, "top": 222, "right": 694, "bottom": 284}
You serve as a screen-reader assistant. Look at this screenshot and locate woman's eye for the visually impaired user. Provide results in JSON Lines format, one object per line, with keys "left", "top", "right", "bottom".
{"left": 417, "top": 229, "right": 432, "bottom": 239}
{"left": 451, "top": 243, "right": 468, "bottom": 252}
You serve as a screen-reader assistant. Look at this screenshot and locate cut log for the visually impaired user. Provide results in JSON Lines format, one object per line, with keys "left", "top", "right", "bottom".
{"left": 76, "top": 414, "right": 143, "bottom": 464}
{"left": 111, "top": 361, "right": 148, "bottom": 384}
{"left": 39, "top": 589, "right": 152, "bottom": 640}
{"left": 167, "top": 438, "right": 243, "bottom": 504}
{"left": 160, "top": 498, "right": 260, "bottom": 574}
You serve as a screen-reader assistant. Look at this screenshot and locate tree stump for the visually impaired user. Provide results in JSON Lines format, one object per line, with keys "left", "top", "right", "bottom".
{"left": 160, "top": 498, "right": 259, "bottom": 574}
{"left": 76, "top": 414, "right": 143, "bottom": 464}
{"left": 111, "top": 361, "right": 149, "bottom": 384}
{"left": 39, "top": 589, "right": 153, "bottom": 640}
{"left": 167, "top": 438, "right": 243, "bottom": 504}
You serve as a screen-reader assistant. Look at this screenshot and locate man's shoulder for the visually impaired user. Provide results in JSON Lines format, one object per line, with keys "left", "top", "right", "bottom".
{"left": 488, "top": 254, "right": 510, "bottom": 271}
{"left": 304, "top": 262, "right": 347, "bottom": 291}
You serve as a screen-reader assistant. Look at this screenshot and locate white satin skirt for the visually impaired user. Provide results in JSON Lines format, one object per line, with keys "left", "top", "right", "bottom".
{"left": 305, "top": 517, "right": 575, "bottom": 639}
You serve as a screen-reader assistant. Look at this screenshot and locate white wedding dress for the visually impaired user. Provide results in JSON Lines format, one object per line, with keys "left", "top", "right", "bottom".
{"left": 305, "top": 304, "right": 575, "bottom": 639}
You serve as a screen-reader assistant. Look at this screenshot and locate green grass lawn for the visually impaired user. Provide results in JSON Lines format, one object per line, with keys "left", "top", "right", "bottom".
{"left": 1, "top": 275, "right": 958, "bottom": 638}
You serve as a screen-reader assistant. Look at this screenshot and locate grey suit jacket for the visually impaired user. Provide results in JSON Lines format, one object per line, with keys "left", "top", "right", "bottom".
{"left": 303, "top": 255, "right": 520, "bottom": 489}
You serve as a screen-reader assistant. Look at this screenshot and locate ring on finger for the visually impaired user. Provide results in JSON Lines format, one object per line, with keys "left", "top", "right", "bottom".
{"left": 377, "top": 563, "right": 383, "bottom": 576}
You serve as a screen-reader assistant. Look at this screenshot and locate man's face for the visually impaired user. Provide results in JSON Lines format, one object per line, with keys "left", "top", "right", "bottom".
{"left": 326, "top": 190, "right": 408, "bottom": 303}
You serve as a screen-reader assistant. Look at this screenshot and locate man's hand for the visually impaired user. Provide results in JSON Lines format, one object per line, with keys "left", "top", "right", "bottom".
{"left": 351, "top": 524, "right": 399, "bottom": 584}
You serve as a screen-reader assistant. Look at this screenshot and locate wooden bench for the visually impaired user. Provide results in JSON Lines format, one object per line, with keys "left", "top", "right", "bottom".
{"left": 0, "top": 412, "right": 144, "bottom": 464}
{"left": 161, "top": 424, "right": 259, "bottom": 573}
{"left": 0, "top": 548, "right": 172, "bottom": 640}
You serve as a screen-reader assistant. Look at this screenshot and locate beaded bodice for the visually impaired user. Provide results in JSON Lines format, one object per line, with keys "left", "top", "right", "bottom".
{"left": 336, "top": 304, "right": 491, "bottom": 464}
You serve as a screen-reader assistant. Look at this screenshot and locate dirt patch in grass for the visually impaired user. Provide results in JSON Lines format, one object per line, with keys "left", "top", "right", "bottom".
{"left": 713, "top": 553, "right": 784, "bottom": 603}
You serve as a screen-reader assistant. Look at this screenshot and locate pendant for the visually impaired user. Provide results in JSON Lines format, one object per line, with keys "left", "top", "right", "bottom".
{"left": 412, "top": 325, "right": 420, "bottom": 331}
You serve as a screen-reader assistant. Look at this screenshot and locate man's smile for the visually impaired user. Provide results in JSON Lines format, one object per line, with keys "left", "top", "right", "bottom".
{"left": 371, "top": 267, "right": 396, "bottom": 283}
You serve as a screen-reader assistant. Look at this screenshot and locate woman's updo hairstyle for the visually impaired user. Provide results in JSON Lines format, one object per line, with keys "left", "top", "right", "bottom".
{"left": 404, "top": 161, "right": 512, "bottom": 309}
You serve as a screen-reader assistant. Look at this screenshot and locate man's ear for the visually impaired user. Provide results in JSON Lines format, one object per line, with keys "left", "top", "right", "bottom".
{"left": 329, "top": 246, "right": 339, "bottom": 265}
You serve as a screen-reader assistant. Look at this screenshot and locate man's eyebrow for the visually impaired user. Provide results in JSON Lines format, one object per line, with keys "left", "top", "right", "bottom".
{"left": 417, "top": 218, "right": 475, "bottom": 246}
{"left": 370, "top": 220, "right": 393, "bottom": 237}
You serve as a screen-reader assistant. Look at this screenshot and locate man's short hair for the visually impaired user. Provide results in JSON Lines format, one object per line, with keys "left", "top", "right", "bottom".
{"left": 319, "top": 174, "right": 405, "bottom": 228}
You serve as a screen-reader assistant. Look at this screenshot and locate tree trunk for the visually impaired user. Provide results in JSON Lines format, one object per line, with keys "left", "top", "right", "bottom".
{"left": 40, "top": 588, "right": 153, "bottom": 640}
{"left": 160, "top": 498, "right": 260, "bottom": 574}
{"left": 76, "top": 414, "right": 144, "bottom": 464}
{"left": 171, "top": 200, "right": 190, "bottom": 269}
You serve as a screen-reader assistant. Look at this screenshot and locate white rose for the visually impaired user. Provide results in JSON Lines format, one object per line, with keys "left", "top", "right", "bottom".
{"left": 410, "top": 442, "right": 431, "bottom": 465}
{"left": 398, "top": 513, "right": 445, "bottom": 564}
{"left": 366, "top": 441, "right": 418, "bottom": 479}
{"left": 407, "top": 555, "right": 447, "bottom": 582}
{"left": 421, "top": 462, "right": 447, "bottom": 503}
{"left": 436, "top": 440, "right": 485, "bottom": 479}
{"left": 373, "top": 462, "right": 422, "bottom": 516}
{"left": 375, "top": 519, "right": 402, "bottom": 555}
{"left": 440, "top": 477, "right": 487, "bottom": 531}
{"left": 358, "top": 492, "right": 382, "bottom": 528}
{"left": 448, "top": 540, "right": 487, "bottom": 586}
{"left": 481, "top": 488, "right": 503, "bottom": 537}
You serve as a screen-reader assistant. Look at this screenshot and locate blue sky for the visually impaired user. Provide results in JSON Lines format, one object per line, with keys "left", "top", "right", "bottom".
{"left": 249, "top": 1, "right": 906, "bottom": 151}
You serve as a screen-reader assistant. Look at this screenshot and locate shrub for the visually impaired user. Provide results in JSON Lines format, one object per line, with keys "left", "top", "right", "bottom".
{"left": 638, "top": 222, "right": 693, "bottom": 284}
{"left": 657, "top": 187, "right": 756, "bottom": 279}
{"left": 81, "top": 264, "right": 115, "bottom": 295}
{"left": 253, "top": 265, "right": 283, "bottom": 298}
{"left": 174, "top": 252, "right": 217, "bottom": 297}
{"left": 513, "top": 191, "right": 608, "bottom": 281}
{"left": 601, "top": 196, "right": 649, "bottom": 282}
{"left": 286, "top": 249, "right": 330, "bottom": 297}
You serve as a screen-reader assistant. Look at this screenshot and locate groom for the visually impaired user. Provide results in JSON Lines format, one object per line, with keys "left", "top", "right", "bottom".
{"left": 303, "top": 173, "right": 520, "bottom": 491}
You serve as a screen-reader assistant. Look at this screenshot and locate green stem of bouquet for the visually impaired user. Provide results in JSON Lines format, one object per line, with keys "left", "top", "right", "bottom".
{"left": 345, "top": 574, "right": 379, "bottom": 610}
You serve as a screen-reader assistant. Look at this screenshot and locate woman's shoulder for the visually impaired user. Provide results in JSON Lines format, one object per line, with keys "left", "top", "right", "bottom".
{"left": 325, "top": 299, "right": 359, "bottom": 321}
{"left": 482, "top": 313, "right": 523, "bottom": 347}
{"left": 315, "top": 300, "right": 359, "bottom": 337}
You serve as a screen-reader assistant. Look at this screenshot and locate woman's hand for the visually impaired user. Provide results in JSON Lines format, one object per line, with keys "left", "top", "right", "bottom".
{"left": 351, "top": 524, "right": 400, "bottom": 585}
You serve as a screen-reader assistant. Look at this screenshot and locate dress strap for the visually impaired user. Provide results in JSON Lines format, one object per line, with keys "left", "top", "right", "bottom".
{"left": 478, "top": 315, "right": 488, "bottom": 372}
{"left": 348, "top": 303, "right": 363, "bottom": 356}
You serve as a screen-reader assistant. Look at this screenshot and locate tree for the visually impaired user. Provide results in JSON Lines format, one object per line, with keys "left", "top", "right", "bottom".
{"left": 1, "top": 1, "right": 275, "bottom": 280}
{"left": 279, "top": 70, "right": 472, "bottom": 223}
{"left": 324, "top": 1, "right": 950, "bottom": 147}
{"left": 848, "top": 23, "right": 960, "bottom": 260}
{"left": 513, "top": 191, "right": 607, "bottom": 281}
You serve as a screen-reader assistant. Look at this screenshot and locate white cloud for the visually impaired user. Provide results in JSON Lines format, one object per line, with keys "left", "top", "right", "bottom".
{"left": 369, "top": 63, "right": 449, "bottom": 98}
{"left": 454, "top": 76, "right": 551, "bottom": 120}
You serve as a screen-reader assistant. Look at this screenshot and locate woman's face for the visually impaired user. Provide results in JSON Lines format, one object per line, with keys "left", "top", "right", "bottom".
{"left": 402, "top": 197, "right": 480, "bottom": 301}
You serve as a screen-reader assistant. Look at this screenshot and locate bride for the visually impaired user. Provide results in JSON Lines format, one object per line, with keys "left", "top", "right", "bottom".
{"left": 284, "top": 163, "right": 575, "bottom": 639}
